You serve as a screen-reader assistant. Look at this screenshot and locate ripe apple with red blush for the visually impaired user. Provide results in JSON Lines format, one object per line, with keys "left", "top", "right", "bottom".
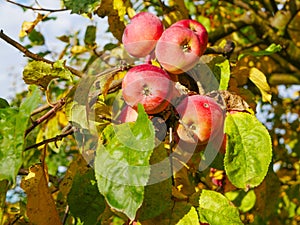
{"left": 171, "top": 19, "right": 208, "bottom": 56}
{"left": 122, "top": 64, "right": 173, "bottom": 115}
{"left": 155, "top": 25, "right": 202, "bottom": 74}
{"left": 176, "top": 95, "right": 225, "bottom": 144}
{"left": 122, "top": 12, "right": 164, "bottom": 58}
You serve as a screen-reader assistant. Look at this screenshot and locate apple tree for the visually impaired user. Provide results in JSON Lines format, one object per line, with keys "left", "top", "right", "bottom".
{"left": 0, "top": 0, "right": 299, "bottom": 225}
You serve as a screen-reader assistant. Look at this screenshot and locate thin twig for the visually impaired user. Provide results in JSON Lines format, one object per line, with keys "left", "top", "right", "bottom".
{"left": 25, "top": 98, "right": 66, "bottom": 136}
{"left": 62, "top": 205, "right": 70, "bottom": 225}
{"left": 10, "top": 215, "right": 22, "bottom": 225}
{"left": 6, "top": 0, "right": 68, "bottom": 12}
{"left": 24, "top": 126, "right": 76, "bottom": 151}
{"left": 0, "top": 30, "right": 82, "bottom": 77}
{"left": 30, "top": 104, "right": 52, "bottom": 116}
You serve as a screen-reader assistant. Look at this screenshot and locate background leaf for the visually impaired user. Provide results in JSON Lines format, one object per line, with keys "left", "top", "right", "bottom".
{"left": 0, "top": 86, "right": 40, "bottom": 182}
{"left": 84, "top": 25, "right": 97, "bottom": 46}
{"left": 28, "top": 29, "right": 45, "bottom": 45}
{"left": 62, "top": 0, "right": 100, "bottom": 14}
{"left": 224, "top": 112, "right": 272, "bottom": 188}
{"left": 68, "top": 167, "right": 106, "bottom": 225}
{"left": 95, "top": 0, "right": 126, "bottom": 42}
{"left": 225, "top": 189, "right": 256, "bottom": 213}
{"left": 21, "top": 164, "right": 62, "bottom": 225}
{"left": 95, "top": 104, "right": 155, "bottom": 220}
{"left": 249, "top": 68, "right": 272, "bottom": 102}
{"left": 217, "top": 59, "right": 230, "bottom": 90}
{"left": 199, "top": 190, "right": 243, "bottom": 225}
{"left": 0, "top": 98, "right": 9, "bottom": 108}
{"left": 137, "top": 143, "right": 173, "bottom": 221}
{"left": 238, "top": 43, "right": 282, "bottom": 60}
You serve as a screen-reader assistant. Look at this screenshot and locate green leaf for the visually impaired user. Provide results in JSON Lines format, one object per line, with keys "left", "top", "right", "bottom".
{"left": 225, "top": 189, "right": 256, "bottom": 213}
{"left": 95, "top": 104, "right": 155, "bottom": 221}
{"left": 224, "top": 112, "right": 272, "bottom": 189}
{"left": 68, "top": 168, "right": 106, "bottom": 225}
{"left": 238, "top": 43, "right": 282, "bottom": 60}
{"left": 62, "top": 0, "right": 100, "bottom": 14}
{"left": 28, "top": 29, "right": 45, "bottom": 45}
{"left": 0, "top": 98, "right": 9, "bottom": 108}
{"left": 84, "top": 25, "right": 96, "bottom": 46}
{"left": 249, "top": 68, "right": 272, "bottom": 102}
{"left": 176, "top": 207, "right": 199, "bottom": 225}
{"left": 137, "top": 143, "right": 173, "bottom": 221}
{"left": 216, "top": 59, "right": 230, "bottom": 91}
{"left": 23, "top": 60, "right": 73, "bottom": 89}
{"left": 0, "top": 86, "right": 40, "bottom": 182}
{"left": 104, "top": 43, "right": 119, "bottom": 51}
{"left": 199, "top": 190, "right": 243, "bottom": 225}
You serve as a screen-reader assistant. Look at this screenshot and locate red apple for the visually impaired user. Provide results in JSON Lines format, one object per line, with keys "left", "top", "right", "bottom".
{"left": 117, "top": 104, "right": 138, "bottom": 123}
{"left": 122, "top": 12, "right": 164, "bottom": 58}
{"left": 122, "top": 64, "right": 172, "bottom": 114}
{"left": 171, "top": 19, "right": 208, "bottom": 56}
{"left": 176, "top": 95, "right": 225, "bottom": 144}
{"left": 155, "top": 26, "right": 201, "bottom": 74}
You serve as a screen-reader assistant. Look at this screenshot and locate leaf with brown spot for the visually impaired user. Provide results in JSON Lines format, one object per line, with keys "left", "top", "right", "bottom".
{"left": 21, "top": 164, "right": 62, "bottom": 225}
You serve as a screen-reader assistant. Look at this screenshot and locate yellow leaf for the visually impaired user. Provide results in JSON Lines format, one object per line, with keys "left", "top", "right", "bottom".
{"left": 113, "top": 0, "right": 129, "bottom": 22}
{"left": 19, "top": 13, "right": 43, "bottom": 38}
{"left": 19, "top": 21, "right": 35, "bottom": 38}
{"left": 45, "top": 114, "right": 62, "bottom": 152}
{"left": 127, "top": 7, "right": 136, "bottom": 19}
{"left": 36, "top": 128, "right": 45, "bottom": 150}
{"left": 21, "top": 164, "right": 62, "bottom": 225}
{"left": 71, "top": 45, "right": 87, "bottom": 55}
{"left": 249, "top": 68, "right": 272, "bottom": 102}
{"left": 151, "top": 59, "right": 162, "bottom": 68}
{"left": 57, "top": 110, "right": 69, "bottom": 127}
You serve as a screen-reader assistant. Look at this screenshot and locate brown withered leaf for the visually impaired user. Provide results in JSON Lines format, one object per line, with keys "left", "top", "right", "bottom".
{"left": 21, "top": 164, "right": 62, "bottom": 225}
{"left": 206, "top": 90, "right": 251, "bottom": 112}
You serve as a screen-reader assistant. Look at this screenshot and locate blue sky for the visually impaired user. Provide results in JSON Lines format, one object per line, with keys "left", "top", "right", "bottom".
{"left": 0, "top": 0, "right": 113, "bottom": 101}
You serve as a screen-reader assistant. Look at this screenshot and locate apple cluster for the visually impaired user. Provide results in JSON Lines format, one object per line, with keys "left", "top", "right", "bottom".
{"left": 122, "top": 12, "right": 208, "bottom": 74}
{"left": 118, "top": 11, "right": 225, "bottom": 147}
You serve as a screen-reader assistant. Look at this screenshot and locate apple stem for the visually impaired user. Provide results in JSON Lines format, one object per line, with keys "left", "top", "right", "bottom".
{"left": 142, "top": 84, "right": 152, "bottom": 96}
